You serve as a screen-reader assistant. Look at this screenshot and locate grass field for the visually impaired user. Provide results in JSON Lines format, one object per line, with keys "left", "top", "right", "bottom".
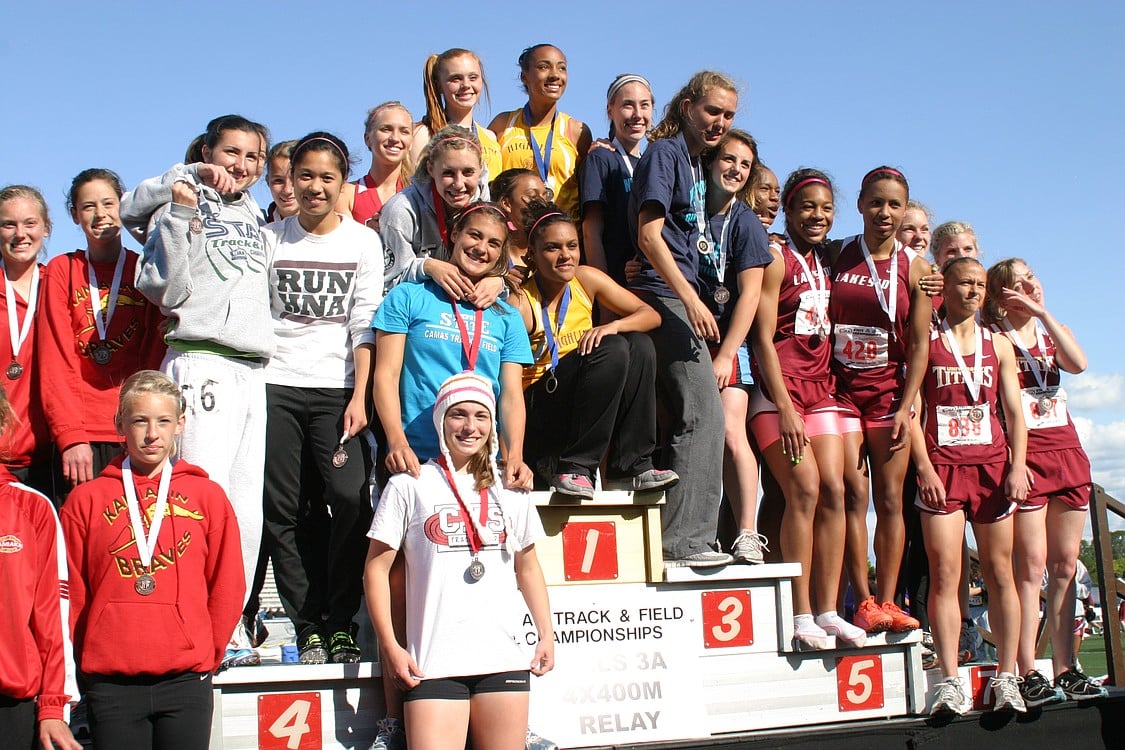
{"left": 1078, "top": 634, "right": 1109, "bottom": 678}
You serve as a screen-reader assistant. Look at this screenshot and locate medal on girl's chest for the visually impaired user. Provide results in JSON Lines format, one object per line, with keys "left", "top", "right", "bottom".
{"left": 135, "top": 573, "right": 156, "bottom": 596}
{"left": 467, "top": 557, "right": 486, "bottom": 582}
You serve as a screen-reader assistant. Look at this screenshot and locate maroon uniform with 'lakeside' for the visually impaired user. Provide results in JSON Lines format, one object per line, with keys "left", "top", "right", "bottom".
{"left": 991, "top": 322, "right": 1091, "bottom": 510}
{"left": 829, "top": 237, "right": 912, "bottom": 419}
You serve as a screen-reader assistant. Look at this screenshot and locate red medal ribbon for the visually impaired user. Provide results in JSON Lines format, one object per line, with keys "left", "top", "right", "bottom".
{"left": 449, "top": 299, "right": 484, "bottom": 371}
{"left": 436, "top": 457, "right": 489, "bottom": 556}
{"left": 430, "top": 181, "right": 451, "bottom": 250}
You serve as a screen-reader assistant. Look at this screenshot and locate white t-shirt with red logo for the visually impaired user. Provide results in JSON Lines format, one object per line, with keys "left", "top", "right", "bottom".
{"left": 369, "top": 461, "right": 544, "bottom": 679}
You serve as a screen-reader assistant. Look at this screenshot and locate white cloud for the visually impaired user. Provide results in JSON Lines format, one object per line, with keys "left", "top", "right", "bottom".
{"left": 1073, "top": 416, "right": 1125, "bottom": 534}
{"left": 1067, "top": 372, "right": 1125, "bottom": 413}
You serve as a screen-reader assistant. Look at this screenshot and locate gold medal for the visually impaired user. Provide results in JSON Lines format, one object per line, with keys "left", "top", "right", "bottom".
{"left": 968, "top": 406, "right": 985, "bottom": 423}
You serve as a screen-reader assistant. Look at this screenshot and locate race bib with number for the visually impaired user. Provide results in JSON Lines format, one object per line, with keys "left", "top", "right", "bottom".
{"left": 1021, "top": 387, "right": 1068, "bottom": 430}
{"left": 936, "top": 403, "right": 993, "bottom": 447}
{"left": 833, "top": 324, "right": 889, "bottom": 369}
{"left": 794, "top": 289, "right": 831, "bottom": 336}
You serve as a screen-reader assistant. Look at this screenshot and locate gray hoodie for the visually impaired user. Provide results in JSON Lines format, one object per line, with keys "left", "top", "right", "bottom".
{"left": 121, "top": 164, "right": 275, "bottom": 358}
{"left": 378, "top": 182, "right": 446, "bottom": 291}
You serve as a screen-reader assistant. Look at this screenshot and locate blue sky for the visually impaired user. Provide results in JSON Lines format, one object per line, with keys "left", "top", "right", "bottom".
{"left": 4, "top": 1, "right": 1124, "bottom": 504}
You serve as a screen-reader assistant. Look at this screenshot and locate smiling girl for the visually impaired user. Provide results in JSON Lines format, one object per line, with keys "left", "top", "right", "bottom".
{"left": 414, "top": 49, "right": 501, "bottom": 186}
{"left": 262, "top": 132, "right": 383, "bottom": 665}
{"left": 264, "top": 141, "right": 298, "bottom": 222}
{"left": 490, "top": 168, "right": 548, "bottom": 285}
{"left": 511, "top": 199, "right": 673, "bottom": 498}
{"left": 40, "top": 169, "right": 166, "bottom": 498}
{"left": 61, "top": 370, "right": 244, "bottom": 749}
{"left": 490, "top": 44, "right": 592, "bottom": 220}
{"left": 580, "top": 74, "right": 655, "bottom": 286}
{"left": 340, "top": 102, "right": 413, "bottom": 231}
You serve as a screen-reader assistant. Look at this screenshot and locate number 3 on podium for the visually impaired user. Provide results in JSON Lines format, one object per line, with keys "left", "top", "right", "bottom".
{"left": 701, "top": 590, "right": 754, "bottom": 648}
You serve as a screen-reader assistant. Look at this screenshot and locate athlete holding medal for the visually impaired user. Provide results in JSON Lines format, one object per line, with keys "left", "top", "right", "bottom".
{"left": 983, "top": 258, "right": 1106, "bottom": 703}
{"left": 914, "top": 257, "right": 1028, "bottom": 715}
{"left": 61, "top": 371, "right": 244, "bottom": 749}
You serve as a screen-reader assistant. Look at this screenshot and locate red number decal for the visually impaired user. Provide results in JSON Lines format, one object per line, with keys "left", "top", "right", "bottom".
{"left": 836, "top": 656, "right": 885, "bottom": 711}
{"left": 701, "top": 590, "right": 754, "bottom": 648}
{"left": 258, "top": 692, "right": 322, "bottom": 750}
{"left": 971, "top": 665, "right": 997, "bottom": 710}
{"left": 561, "top": 521, "right": 618, "bottom": 581}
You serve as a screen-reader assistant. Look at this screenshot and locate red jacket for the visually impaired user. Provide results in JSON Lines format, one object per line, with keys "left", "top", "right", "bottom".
{"left": 61, "top": 457, "right": 244, "bottom": 676}
{"left": 0, "top": 265, "right": 48, "bottom": 467}
{"left": 0, "top": 469, "right": 76, "bottom": 720}
{"left": 39, "top": 249, "right": 166, "bottom": 449}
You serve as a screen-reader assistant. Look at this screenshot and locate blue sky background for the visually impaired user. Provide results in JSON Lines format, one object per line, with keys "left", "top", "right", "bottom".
{"left": 3, "top": 1, "right": 1124, "bottom": 510}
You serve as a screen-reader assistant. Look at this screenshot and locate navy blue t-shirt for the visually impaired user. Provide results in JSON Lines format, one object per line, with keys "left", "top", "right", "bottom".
{"left": 627, "top": 133, "right": 705, "bottom": 298}
{"left": 579, "top": 145, "right": 640, "bottom": 287}
{"left": 697, "top": 200, "right": 773, "bottom": 330}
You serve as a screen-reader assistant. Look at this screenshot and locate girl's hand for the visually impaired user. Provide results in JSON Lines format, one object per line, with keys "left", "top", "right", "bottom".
{"left": 171, "top": 181, "right": 198, "bottom": 208}
{"left": 916, "top": 466, "right": 947, "bottom": 509}
{"left": 61, "top": 443, "right": 95, "bottom": 486}
{"left": 343, "top": 396, "right": 368, "bottom": 438}
{"left": 1006, "top": 463, "right": 1031, "bottom": 503}
{"left": 888, "top": 408, "right": 912, "bottom": 453}
{"left": 577, "top": 322, "right": 619, "bottom": 355}
{"left": 382, "top": 644, "right": 424, "bottom": 690}
{"left": 425, "top": 259, "right": 476, "bottom": 301}
{"left": 530, "top": 639, "right": 555, "bottom": 676}
{"left": 364, "top": 213, "right": 382, "bottom": 232}
{"left": 468, "top": 275, "right": 505, "bottom": 309}
{"left": 505, "top": 264, "right": 530, "bottom": 288}
{"left": 623, "top": 257, "right": 643, "bottom": 284}
{"left": 193, "top": 163, "right": 237, "bottom": 195}
{"left": 778, "top": 406, "right": 808, "bottom": 464}
{"left": 1001, "top": 286, "right": 1046, "bottom": 319}
{"left": 685, "top": 294, "right": 720, "bottom": 342}
{"left": 712, "top": 352, "right": 733, "bottom": 390}
{"left": 503, "top": 459, "right": 534, "bottom": 491}
{"left": 385, "top": 441, "right": 421, "bottom": 478}
{"left": 38, "top": 718, "right": 82, "bottom": 750}
{"left": 919, "top": 270, "right": 942, "bottom": 298}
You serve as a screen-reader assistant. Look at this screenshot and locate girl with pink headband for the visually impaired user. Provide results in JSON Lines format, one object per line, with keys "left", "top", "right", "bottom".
{"left": 339, "top": 102, "right": 413, "bottom": 232}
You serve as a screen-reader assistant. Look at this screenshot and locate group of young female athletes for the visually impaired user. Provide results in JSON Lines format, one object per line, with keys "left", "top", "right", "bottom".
{"left": 0, "top": 42, "right": 1103, "bottom": 750}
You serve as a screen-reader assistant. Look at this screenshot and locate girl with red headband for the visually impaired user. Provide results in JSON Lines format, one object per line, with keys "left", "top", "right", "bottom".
{"left": 829, "top": 166, "right": 932, "bottom": 636}
{"left": 750, "top": 168, "right": 865, "bottom": 648}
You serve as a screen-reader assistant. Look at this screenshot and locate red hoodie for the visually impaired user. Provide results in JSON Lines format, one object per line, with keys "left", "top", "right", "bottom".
{"left": 39, "top": 249, "right": 167, "bottom": 450}
{"left": 60, "top": 456, "right": 244, "bottom": 676}
{"left": 0, "top": 469, "right": 76, "bottom": 721}
{"left": 0, "top": 265, "right": 48, "bottom": 467}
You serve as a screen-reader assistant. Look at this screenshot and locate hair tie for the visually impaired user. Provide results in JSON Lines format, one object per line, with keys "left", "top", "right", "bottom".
{"left": 861, "top": 167, "right": 905, "bottom": 186}
{"left": 785, "top": 177, "right": 830, "bottom": 207}
{"left": 297, "top": 136, "right": 348, "bottom": 166}
{"left": 606, "top": 74, "right": 653, "bottom": 103}
{"left": 433, "top": 136, "right": 481, "bottom": 152}
{"left": 529, "top": 211, "right": 565, "bottom": 239}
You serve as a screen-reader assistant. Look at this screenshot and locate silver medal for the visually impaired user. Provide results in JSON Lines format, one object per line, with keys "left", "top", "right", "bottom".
{"left": 5, "top": 361, "right": 22, "bottom": 380}
{"left": 135, "top": 573, "right": 156, "bottom": 596}
{"left": 697, "top": 238, "right": 713, "bottom": 255}
{"left": 968, "top": 406, "right": 985, "bottom": 423}
{"left": 545, "top": 371, "right": 558, "bottom": 394}
{"left": 1037, "top": 396, "right": 1054, "bottom": 414}
{"left": 467, "top": 557, "right": 485, "bottom": 582}
{"left": 713, "top": 286, "right": 731, "bottom": 304}
{"left": 90, "top": 342, "right": 112, "bottom": 365}
{"left": 189, "top": 215, "right": 203, "bottom": 234}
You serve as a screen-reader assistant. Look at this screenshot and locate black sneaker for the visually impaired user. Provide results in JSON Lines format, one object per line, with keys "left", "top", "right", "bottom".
{"left": 1055, "top": 666, "right": 1108, "bottom": 701}
{"left": 298, "top": 625, "right": 328, "bottom": 664}
{"left": 1020, "top": 670, "right": 1063, "bottom": 707}
{"left": 328, "top": 623, "right": 361, "bottom": 663}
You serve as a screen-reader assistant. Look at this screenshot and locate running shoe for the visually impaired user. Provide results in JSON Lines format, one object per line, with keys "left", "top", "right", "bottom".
{"left": 815, "top": 612, "right": 867, "bottom": 647}
{"left": 220, "top": 648, "right": 262, "bottom": 671}
{"left": 930, "top": 675, "right": 971, "bottom": 716}
{"left": 632, "top": 468, "right": 679, "bottom": 492}
{"left": 1055, "top": 666, "right": 1109, "bottom": 701}
{"left": 854, "top": 595, "right": 893, "bottom": 633}
{"left": 731, "top": 530, "right": 768, "bottom": 564}
{"left": 990, "top": 672, "right": 1027, "bottom": 713}
{"left": 298, "top": 626, "right": 328, "bottom": 665}
{"left": 664, "top": 550, "right": 733, "bottom": 568}
{"left": 551, "top": 473, "right": 595, "bottom": 499}
{"left": 881, "top": 601, "right": 921, "bottom": 632}
{"left": 793, "top": 614, "right": 829, "bottom": 651}
{"left": 329, "top": 623, "right": 362, "bottom": 664}
{"left": 368, "top": 717, "right": 405, "bottom": 750}
{"left": 1020, "top": 670, "right": 1064, "bottom": 708}
{"left": 921, "top": 630, "right": 938, "bottom": 670}
{"left": 526, "top": 728, "right": 559, "bottom": 750}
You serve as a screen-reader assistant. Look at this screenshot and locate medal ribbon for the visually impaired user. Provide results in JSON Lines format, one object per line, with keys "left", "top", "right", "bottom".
{"left": 1000, "top": 318, "right": 1049, "bottom": 392}
{"left": 430, "top": 181, "right": 451, "bottom": 250}
{"left": 858, "top": 237, "right": 899, "bottom": 333}
{"left": 436, "top": 456, "right": 489, "bottom": 556}
{"left": 940, "top": 319, "right": 984, "bottom": 404}
{"left": 785, "top": 237, "right": 829, "bottom": 333}
{"left": 122, "top": 457, "right": 173, "bottom": 574}
{"left": 523, "top": 104, "right": 556, "bottom": 184}
{"left": 2, "top": 263, "right": 39, "bottom": 359}
{"left": 449, "top": 297, "right": 484, "bottom": 371}
{"left": 689, "top": 157, "right": 708, "bottom": 248}
{"left": 699, "top": 209, "right": 734, "bottom": 282}
{"left": 534, "top": 278, "right": 571, "bottom": 374}
{"left": 611, "top": 138, "right": 636, "bottom": 177}
{"left": 86, "top": 249, "right": 126, "bottom": 342}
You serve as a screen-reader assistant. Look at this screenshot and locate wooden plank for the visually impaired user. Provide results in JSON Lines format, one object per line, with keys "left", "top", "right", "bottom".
{"left": 1089, "top": 484, "right": 1125, "bottom": 685}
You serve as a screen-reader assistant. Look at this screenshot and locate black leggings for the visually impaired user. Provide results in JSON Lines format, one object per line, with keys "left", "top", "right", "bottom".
{"left": 85, "top": 672, "right": 213, "bottom": 750}
{"left": 0, "top": 695, "right": 36, "bottom": 750}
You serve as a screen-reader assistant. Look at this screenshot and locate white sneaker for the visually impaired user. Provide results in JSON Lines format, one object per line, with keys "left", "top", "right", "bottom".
{"left": 990, "top": 672, "right": 1027, "bottom": 713}
{"left": 815, "top": 612, "right": 867, "bottom": 647}
{"left": 731, "top": 530, "right": 768, "bottom": 564}
{"left": 793, "top": 614, "right": 829, "bottom": 650}
{"left": 930, "top": 675, "right": 971, "bottom": 716}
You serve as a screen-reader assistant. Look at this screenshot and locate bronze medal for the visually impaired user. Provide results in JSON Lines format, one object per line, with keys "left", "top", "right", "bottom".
{"left": 90, "top": 342, "right": 112, "bottom": 365}
{"left": 968, "top": 406, "right": 985, "bottom": 423}
{"left": 331, "top": 444, "right": 349, "bottom": 468}
{"left": 5, "top": 361, "right": 22, "bottom": 380}
{"left": 189, "top": 215, "right": 203, "bottom": 234}
{"left": 713, "top": 286, "right": 731, "bottom": 304}
{"left": 467, "top": 557, "right": 485, "bottom": 582}
{"left": 135, "top": 573, "right": 156, "bottom": 596}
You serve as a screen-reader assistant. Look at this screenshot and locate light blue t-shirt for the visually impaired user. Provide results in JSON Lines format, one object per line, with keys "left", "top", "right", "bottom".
{"left": 372, "top": 279, "right": 533, "bottom": 460}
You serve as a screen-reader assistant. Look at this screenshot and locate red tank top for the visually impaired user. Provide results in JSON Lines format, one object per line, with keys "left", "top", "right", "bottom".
{"left": 754, "top": 240, "right": 832, "bottom": 384}
{"left": 922, "top": 324, "right": 1007, "bottom": 465}
{"left": 829, "top": 236, "right": 911, "bottom": 373}
{"left": 352, "top": 174, "right": 405, "bottom": 225}
{"left": 989, "top": 322, "right": 1082, "bottom": 453}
